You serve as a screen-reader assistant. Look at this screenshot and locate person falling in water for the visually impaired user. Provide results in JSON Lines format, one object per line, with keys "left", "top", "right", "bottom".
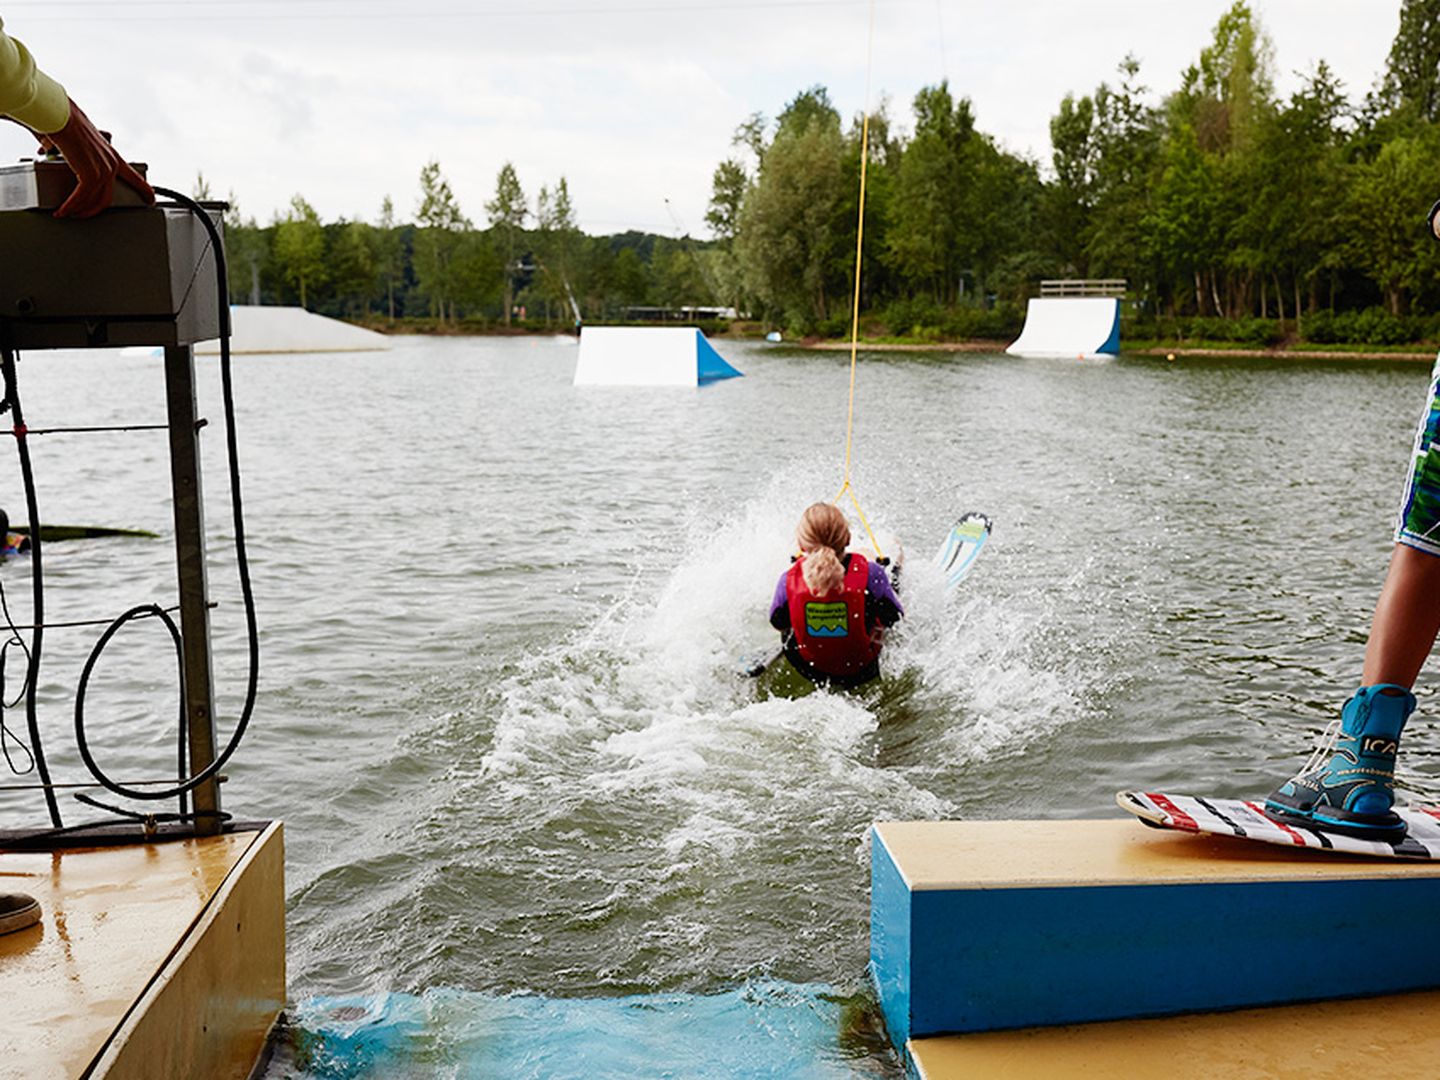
{"left": 1264, "top": 199, "right": 1440, "bottom": 840}
{"left": 769, "top": 502, "right": 903, "bottom": 690}
{"left": 0, "top": 510, "right": 28, "bottom": 557}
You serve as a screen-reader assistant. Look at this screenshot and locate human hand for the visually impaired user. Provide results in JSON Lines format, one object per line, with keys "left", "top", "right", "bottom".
{"left": 37, "top": 98, "right": 154, "bottom": 218}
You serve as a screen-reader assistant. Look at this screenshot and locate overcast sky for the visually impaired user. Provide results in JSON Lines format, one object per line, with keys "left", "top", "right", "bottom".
{"left": 0, "top": 1, "right": 1407, "bottom": 236}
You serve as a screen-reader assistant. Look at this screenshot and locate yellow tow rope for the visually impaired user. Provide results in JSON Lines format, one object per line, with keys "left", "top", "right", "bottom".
{"left": 834, "top": 0, "right": 884, "bottom": 561}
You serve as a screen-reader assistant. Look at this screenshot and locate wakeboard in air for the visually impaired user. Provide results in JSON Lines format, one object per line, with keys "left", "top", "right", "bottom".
{"left": 739, "top": 513, "right": 994, "bottom": 678}
{"left": 935, "top": 512, "right": 991, "bottom": 590}
{"left": 1116, "top": 790, "right": 1440, "bottom": 861}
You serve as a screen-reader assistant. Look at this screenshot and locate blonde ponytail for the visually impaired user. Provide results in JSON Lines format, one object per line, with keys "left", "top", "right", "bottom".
{"left": 801, "top": 546, "right": 846, "bottom": 596}
{"left": 796, "top": 502, "right": 850, "bottom": 596}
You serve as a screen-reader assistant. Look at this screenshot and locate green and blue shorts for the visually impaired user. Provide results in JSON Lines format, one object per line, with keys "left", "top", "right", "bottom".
{"left": 1397, "top": 355, "right": 1440, "bottom": 556}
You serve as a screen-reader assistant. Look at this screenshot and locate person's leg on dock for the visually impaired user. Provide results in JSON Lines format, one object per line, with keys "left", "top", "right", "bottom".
{"left": 1262, "top": 360, "right": 1440, "bottom": 838}
{"left": 1361, "top": 543, "right": 1440, "bottom": 688}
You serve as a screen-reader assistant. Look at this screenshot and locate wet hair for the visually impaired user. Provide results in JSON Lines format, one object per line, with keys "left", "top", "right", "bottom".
{"left": 796, "top": 502, "right": 850, "bottom": 596}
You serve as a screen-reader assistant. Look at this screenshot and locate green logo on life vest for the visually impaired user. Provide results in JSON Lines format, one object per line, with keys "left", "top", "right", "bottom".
{"left": 805, "top": 601, "right": 849, "bottom": 638}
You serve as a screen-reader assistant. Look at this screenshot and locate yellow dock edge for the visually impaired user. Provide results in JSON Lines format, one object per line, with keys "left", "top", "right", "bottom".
{"left": 91, "top": 821, "right": 286, "bottom": 1080}
{"left": 906, "top": 988, "right": 1440, "bottom": 1079}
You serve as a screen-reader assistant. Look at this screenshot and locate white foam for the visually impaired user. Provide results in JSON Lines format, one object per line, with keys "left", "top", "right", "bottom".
{"left": 473, "top": 468, "right": 1096, "bottom": 865}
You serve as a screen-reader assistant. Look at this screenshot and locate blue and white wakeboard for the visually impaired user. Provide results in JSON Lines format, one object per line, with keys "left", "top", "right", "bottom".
{"left": 935, "top": 512, "right": 992, "bottom": 591}
{"left": 739, "top": 512, "right": 993, "bottom": 678}
{"left": 1117, "top": 790, "right": 1440, "bottom": 861}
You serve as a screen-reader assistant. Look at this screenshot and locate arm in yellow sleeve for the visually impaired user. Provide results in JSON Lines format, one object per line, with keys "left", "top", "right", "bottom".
{"left": 0, "top": 16, "right": 70, "bottom": 133}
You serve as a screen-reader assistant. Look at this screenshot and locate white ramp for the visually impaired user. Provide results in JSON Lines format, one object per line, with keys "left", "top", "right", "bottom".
{"left": 196, "top": 306, "right": 389, "bottom": 355}
{"left": 573, "top": 326, "right": 742, "bottom": 387}
{"left": 1006, "top": 297, "right": 1120, "bottom": 359}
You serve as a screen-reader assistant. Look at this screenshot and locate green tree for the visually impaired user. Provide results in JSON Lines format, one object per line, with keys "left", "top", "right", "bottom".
{"left": 1046, "top": 92, "right": 1096, "bottom": 275}
{"left": 883, "top": 83, "right": 1033, "bottom": 305}
{"left": 884, "top": 83, "right": 977, "bottom": 303}
{"left": 220, "top": 192, "right": 266, "bottom": 306}
{"left": 1085, "top": 56, "right": 1162, "bottom": 305}
{"left": 331, "top": 219, "right": 378, "bottom": 316}
{"left": 776, "top": 86, "right": 836, "bottom": 137}
{"left": 706, "top": 159, "right": 748, "bottom": 241}
{"left": 1342, "top": 131, "right": 1440, "bottom": 314}
{"left": 1375, "top": 0, "right": 1440, "bottom": 123}
{"left": 1142, "top": 124, "right": 1222, "bottom": 314}
{"left": 486, "top": 162, "right": 527, "bottom": 326}
{"left": 452, "top": 231, "right": 503, "bottom": 317}
{"left": 1237, "top": 63, "right": 1349, "bottom": 324}
{"left": 414, "top": 160, "right": 470, "bottom": 321}
{"left": 375, "top": 196, "right": 405, "bottom": 320}
{"left": 611, "top": 246, "right": 649, "bottom": 309}
{"left": 734, "top": 88, "right": 845, "bottom": 328}
{"left": 650, "top": 238, "right": 714, "bottom": 307}
{"left": 272, "top": 194, "right": 327, "bottom": 309}
{"left": 1175, "top": 1, "right": 1275, "bottom": 154}
{"left": 534, "top": 177, "right": 583, "bottom": 325}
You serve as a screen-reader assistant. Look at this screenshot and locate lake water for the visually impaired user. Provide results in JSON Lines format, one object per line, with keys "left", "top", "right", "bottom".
{"left": 0, "top": 336, "right": 1433, "bottom": 1077}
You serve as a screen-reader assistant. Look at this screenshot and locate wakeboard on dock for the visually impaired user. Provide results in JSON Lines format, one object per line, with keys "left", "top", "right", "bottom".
{"left": 1116, "top": 790, "right": 1440, "bottom": 860}
{"left": 739, "top": 512, "right": 993, "bottom": 678}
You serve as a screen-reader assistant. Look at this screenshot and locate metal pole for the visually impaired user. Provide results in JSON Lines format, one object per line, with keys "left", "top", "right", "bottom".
{"left": 163, "top": 344, "right": 221, "bottom": 833}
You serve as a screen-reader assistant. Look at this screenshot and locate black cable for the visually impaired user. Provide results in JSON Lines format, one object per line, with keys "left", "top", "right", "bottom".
{"left": 73, "top": 603, "right": 188, "bottom": 806}
{"left": 0, "top": 570, "right": 36, "bottom": 776}
{"left": 10, "top": 800, "right": 230, "bottom": 845}
{"left": 0, "top": 340, "right": 60, "bottom": 826}
{"left": 71, "top": 187, "right": 259, "bottom": 813}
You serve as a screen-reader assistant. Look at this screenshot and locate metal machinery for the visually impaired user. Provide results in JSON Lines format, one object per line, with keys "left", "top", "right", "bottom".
{"left": 0, "top": 160, "right": 229, "bottom": 833}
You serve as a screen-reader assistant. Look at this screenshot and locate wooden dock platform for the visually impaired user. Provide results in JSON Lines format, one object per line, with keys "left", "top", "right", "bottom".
{"left": 0, "top": 822, "right": 284, "bottom": 1079}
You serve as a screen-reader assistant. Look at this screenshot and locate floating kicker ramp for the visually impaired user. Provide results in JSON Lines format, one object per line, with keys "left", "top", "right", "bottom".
{"left": 1006, "top": 281, "right": 1123, "bottom": 359}
{"left": 871, "top": 819, "right": 1440, "bottom": 1078}
{"left": 572, "top": 326, "right": 742, "bottom": 386}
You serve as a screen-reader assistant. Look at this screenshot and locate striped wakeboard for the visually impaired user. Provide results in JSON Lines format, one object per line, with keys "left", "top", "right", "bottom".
{"left": 1116, "top": 790, "right": 1440, "bottom": 860}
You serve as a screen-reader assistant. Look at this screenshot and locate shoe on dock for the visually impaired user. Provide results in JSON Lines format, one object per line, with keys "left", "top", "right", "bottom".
{"left": 0, "top": 893, "right": 39, "bottom": 935}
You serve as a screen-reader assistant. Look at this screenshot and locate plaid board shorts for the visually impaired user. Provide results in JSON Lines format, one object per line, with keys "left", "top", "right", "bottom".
{"left": 1397, "top": 354, "right": 1440, "bottom": 555}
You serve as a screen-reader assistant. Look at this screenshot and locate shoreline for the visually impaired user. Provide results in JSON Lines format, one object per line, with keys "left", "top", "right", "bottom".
{"left": 1128, "top": 345, "right": 1436, "bottom": 361}
{"left": 346, "top": 319, "right": 1438, "bottom": 361}
{"left": 792, "top": 340, "right": 1438, "bottom": 361}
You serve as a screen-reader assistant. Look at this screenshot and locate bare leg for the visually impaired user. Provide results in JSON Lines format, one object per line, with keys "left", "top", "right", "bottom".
{"left": 1361, "top": 543, "right": 1440, "bottom": 687}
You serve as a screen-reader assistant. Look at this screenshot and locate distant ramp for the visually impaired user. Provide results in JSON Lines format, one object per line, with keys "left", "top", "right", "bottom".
{"left": 1006, "top": 298, "right": 1120, "bottom": 359}
{"left": 573, "top": 326, "right": 742, "bottom": 387}
{"left": 196, "top": 306, "right": 390, "bottom": 355}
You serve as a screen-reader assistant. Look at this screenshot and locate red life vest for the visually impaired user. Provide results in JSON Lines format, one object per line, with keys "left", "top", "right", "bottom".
{"left": 786, "top": 553, "right": 883, "bottom": 677}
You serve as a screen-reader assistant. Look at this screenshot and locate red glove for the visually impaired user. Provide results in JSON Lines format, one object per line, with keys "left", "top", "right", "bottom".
{"left": 37, "top": 98, "right": 155, "bottom": 218}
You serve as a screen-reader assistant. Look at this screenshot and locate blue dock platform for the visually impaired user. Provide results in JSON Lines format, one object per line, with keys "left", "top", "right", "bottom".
{"left": 872, "top": 819, "right": 1440, "bottom": 1077}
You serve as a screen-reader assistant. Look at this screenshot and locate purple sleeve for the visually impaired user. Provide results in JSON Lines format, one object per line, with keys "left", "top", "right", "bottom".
{"left": 769, "top": 571, "right": 789, "bottom": 620}
{"left": 867, "top": 561, "right": 903, "bottom": 615}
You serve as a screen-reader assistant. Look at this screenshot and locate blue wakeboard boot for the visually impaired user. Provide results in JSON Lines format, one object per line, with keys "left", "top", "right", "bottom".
{"left": 1264, "top": 684, "right": 1417, "bottom": 841}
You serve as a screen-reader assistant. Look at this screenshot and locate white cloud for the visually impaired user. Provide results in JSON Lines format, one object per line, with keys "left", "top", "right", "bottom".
{"left": 0, "top": 0, "right": 1401, "bottom": 235}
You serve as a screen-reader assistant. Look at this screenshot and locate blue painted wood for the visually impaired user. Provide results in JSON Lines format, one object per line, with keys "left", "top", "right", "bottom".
{"left": 868, "top": 832, "right": 912, "bottom": 1045}
{"left": 871, "top": 833, "right": 1440, "bottom": 1037}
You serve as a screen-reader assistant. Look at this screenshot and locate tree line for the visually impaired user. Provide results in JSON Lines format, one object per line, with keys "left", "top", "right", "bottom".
{"left": 218, "top": 163, "right": 715, "bottom": 329}
{"left": 221, "top": 0, "right": 1440, "bottom": 344}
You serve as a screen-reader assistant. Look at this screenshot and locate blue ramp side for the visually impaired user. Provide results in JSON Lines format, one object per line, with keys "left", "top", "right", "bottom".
{"left": 695, "top": 331, "right": 743, "bottom": 385}
{"left": 869, "top": 829, "right": 913, "bottom": 1046}
{"left": 870, "top": 820, "right": 1440, "bottom": 1043}
{"left": 1097, "top": 301, "right": 1121, "bottom": 355}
